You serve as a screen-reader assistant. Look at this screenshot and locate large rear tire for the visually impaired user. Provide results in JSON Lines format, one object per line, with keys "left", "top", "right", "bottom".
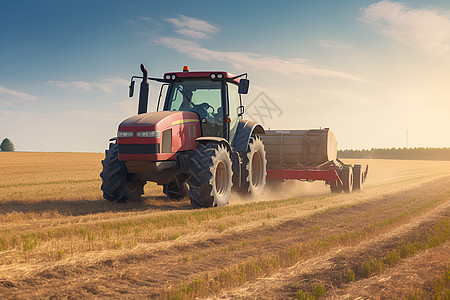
{"left": 352, "top": 164, "right": 364, "bottom": 191}
{"left": 163, "top": 181, "right": 189, "bottom": 200}
{"left": 187, "top": 143, "right": 232, "bottom": 208}
{"left": 340, "top": 165, "right": 353, "bottom": 193}
{"left": 236, "top": 135, "right": 267, "bottom": 198}
{"left": 100, "top": 143, "right": 146, "bottom": 203}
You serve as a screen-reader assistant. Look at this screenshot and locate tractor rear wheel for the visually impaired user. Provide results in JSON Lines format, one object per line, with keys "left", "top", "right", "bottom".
{"left": 340, "top": 165, "right": 353, "bottom": 193}
{"left": 236, "top": 135, "right": 267, "bottom": 198}
{"left": 187, "top": 143, "right": 232, "bottom": 208}
{"left": 352, "top": 164, "right": 364, "bottom": 191}
{"left": 100, "top": 143, "right": 146, "bottom": 203}
{"left": 163, "top": 181, "right": 189, "bottom": 200}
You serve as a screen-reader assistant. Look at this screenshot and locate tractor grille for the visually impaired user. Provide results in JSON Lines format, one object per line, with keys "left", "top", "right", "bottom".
{"left": 119, "top": 144, "right": 160, "bottom": 154}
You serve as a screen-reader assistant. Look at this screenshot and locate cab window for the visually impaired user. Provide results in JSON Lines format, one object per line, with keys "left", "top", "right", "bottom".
{"left": 166, "top": 79, "right": 224, "bottom": 137}
{"left": 227, "top": 83, "right": 240, "bottom": 142}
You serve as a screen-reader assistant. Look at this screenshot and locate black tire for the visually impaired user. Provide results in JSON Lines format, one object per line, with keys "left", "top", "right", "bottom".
{"left": 100, "top": 143, "right": 146, "bottom": 203}
{"left": 187, "top": 143, "right": 232, "bottom": 208}
{"left": 163, "top": 181, "right": 189, "bottom": 200}
{"left": 329, "top": 180, "right": 342, "bottom": 193}
{"left": 352, "top": 164, "right": 364, "bottom": 191}
{"left": 340, "top": 165, "right": 353, "bottom": 193}
{"left": 236, "top": 135, "right": 267, "bottom": 198}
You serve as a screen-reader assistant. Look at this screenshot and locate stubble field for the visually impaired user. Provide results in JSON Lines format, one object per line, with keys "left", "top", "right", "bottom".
{"left": 0, "top": 152, "right": 449, "bottom": 299}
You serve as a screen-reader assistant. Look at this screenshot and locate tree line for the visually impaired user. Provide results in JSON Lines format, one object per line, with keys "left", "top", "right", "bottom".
{"left": 338, "top": 147, "right": 450, "bottom": 161}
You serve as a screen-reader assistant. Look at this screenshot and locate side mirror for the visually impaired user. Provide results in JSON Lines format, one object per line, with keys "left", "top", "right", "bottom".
{"left": 129, "top": 80, "right": 135, "bottom": 97}
{"left": 237, "top": 105, "right": 244, "bottom": 116}
{"left": 238, "top": 79, "right": 250, "bottom": 94}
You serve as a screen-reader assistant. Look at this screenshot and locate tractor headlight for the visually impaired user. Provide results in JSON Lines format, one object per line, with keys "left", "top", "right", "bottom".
{"left": 118, "top": 131, "right": 134, "bottom": 137}
{"left": 136, "top": 131, "right": 160, "bottom": 138}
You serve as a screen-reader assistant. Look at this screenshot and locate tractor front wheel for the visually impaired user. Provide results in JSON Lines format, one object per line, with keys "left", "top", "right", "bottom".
{"left": 100, "top": 143, "right": 146, "bottom": 203}
{"left": 187, "top": 143, "right": 232, "bottom": 208}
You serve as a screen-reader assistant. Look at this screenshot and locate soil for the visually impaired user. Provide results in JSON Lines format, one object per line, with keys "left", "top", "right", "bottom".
{"left": 0, "top": 158, "right": 449, "bottom": 299}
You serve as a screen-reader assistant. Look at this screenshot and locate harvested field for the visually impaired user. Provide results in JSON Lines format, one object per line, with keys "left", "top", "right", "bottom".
{"left": 0, "top": 152, "right": 449, "bottom": 299}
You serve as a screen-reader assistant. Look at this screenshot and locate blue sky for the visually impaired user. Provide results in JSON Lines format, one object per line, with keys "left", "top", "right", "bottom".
{"left": 1, "top": 0, "right": 450, "bottom": 152}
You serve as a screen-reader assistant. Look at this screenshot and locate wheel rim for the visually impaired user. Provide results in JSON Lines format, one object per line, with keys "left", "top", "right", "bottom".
{"left": 215, "top": 160, "right": 228, "bottom": 196}
{"left": 251, "top": 151, "right": 263, "bottom": 187}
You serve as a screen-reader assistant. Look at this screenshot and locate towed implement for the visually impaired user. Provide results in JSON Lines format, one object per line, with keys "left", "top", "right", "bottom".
{"left": 100, "top": 64, "right": 368, "bottom": 207}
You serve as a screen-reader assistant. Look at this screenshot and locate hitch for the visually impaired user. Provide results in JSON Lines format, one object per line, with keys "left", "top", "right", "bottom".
{"left": 363, "top": 164, "right": 369, "bottom": 183}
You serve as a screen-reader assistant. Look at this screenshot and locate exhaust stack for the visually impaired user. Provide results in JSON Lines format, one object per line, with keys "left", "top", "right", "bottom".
{"left": 138, "top": 64, "right": 149, "bottom": 114}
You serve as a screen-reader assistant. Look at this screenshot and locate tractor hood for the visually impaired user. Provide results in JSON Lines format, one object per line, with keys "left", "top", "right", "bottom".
{"left": 117, "top": 110, "right": 201, "bottom": 162}
{"left": 119, "top": 111, "right": 199, "bottom": 131}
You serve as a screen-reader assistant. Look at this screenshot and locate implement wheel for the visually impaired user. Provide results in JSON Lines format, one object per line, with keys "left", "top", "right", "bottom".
{"left": 187, "top": 143, "right": 232, "bottom": 208}
{"left": 329, "top": 180, "right": 342, "bottom": 193}
{"left": 340, "top": 165, "right": 353, "bottom": 193}
{"left": 352, "top": 164, "right": 364, "bottom": 191}
{"left": 100, "top": 143, "right": 146, "bottom": 203}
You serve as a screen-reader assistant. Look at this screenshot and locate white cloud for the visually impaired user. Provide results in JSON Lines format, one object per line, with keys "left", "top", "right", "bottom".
{"left": 138, "top": 16, "right": 152, "bottom": 21}
{"left": 0, "top": 109, "right": 36, "bottom": 121}
{"left": 45, "top": 77, "right": 128, "bottom": 93}
{"left": 63, "top": 110, "right": 119, "bottom": 121}
{"left": 0, "top": 85, "right": 37, "bottom": 106}
{"left": 319, "top": 89, "right": 372, "bottom": 105}
{"left": 45, "top": 80, "right": 92, "bottom": 92}
{"left": 156, "top": 37, "right": 370, "bottom": 82}
{"left": 165, "top": 15, "right": 219, "bottom": 39}
{"left": 94, "top": 78, "right": 129, "bottom": 93}
{"left": 360, "top": 1, "right": 450, "bottom": 54}
{"left": 318, "top": 40, "right": 353, "bottom": 49}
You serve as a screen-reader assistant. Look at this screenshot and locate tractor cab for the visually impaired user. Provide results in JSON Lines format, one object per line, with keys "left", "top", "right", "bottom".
{"left": 160, "top": 67, "right": 248, "bottom": 143}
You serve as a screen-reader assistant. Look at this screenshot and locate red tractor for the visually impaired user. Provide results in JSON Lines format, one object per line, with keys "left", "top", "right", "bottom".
{"left": 100, "top": 64, "right": 367, "bottom": 207}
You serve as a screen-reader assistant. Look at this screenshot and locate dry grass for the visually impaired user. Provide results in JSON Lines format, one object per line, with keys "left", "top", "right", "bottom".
{"left": 1, "top": 153, "right": 450, "bottom": 298}
{"left": 165, "top": 194, "right": 449, "bottom": 299}
{"left": 358, "top": 217, "right": 449, "bottom": 278}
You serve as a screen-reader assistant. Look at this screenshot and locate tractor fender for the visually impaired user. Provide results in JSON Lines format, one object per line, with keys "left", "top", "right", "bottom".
{"left": 232, "top": 120, "right": 265, "bottom": 152}
{"left": 196, "top": 137, "right": 232, "bottom": 155}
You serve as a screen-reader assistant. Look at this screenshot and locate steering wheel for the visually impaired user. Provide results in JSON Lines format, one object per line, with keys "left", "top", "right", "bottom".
{"left": 199, "top": 102, "right": 215, "bottom": 114}
{"left": 192, "top": 102, "right": 214, "bottom": 120}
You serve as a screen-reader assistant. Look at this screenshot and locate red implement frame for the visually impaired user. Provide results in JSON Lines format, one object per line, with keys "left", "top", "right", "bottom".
{"left": 267, "top": 168, "right": 342, "bottom": 184}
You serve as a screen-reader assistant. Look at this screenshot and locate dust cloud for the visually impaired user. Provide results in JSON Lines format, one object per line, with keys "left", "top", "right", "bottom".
{"left": 230, "top": 180, "right": 329, "bottom": 205}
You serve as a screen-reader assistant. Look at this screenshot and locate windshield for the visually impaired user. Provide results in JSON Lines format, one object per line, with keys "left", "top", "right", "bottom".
{"left": 165, "top": 79, "right": 225, "bottom": 137}
{"left": 166, "top": 80, "right": 222, "bottom": 115}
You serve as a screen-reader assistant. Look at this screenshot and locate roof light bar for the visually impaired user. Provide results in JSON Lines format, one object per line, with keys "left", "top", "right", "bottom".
{"left": 164, "top": 74, "right": 177, "bottom": 81}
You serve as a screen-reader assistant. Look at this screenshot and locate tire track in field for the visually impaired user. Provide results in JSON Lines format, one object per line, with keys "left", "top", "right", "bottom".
{"left": 217, "top": 197, "right": 450, "bottom": 299}
{"left": 0, "top": 179, "right": 101, "bottom": 189}
{"left": 1, "top": 176, "right": 450, "bottom": 299}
